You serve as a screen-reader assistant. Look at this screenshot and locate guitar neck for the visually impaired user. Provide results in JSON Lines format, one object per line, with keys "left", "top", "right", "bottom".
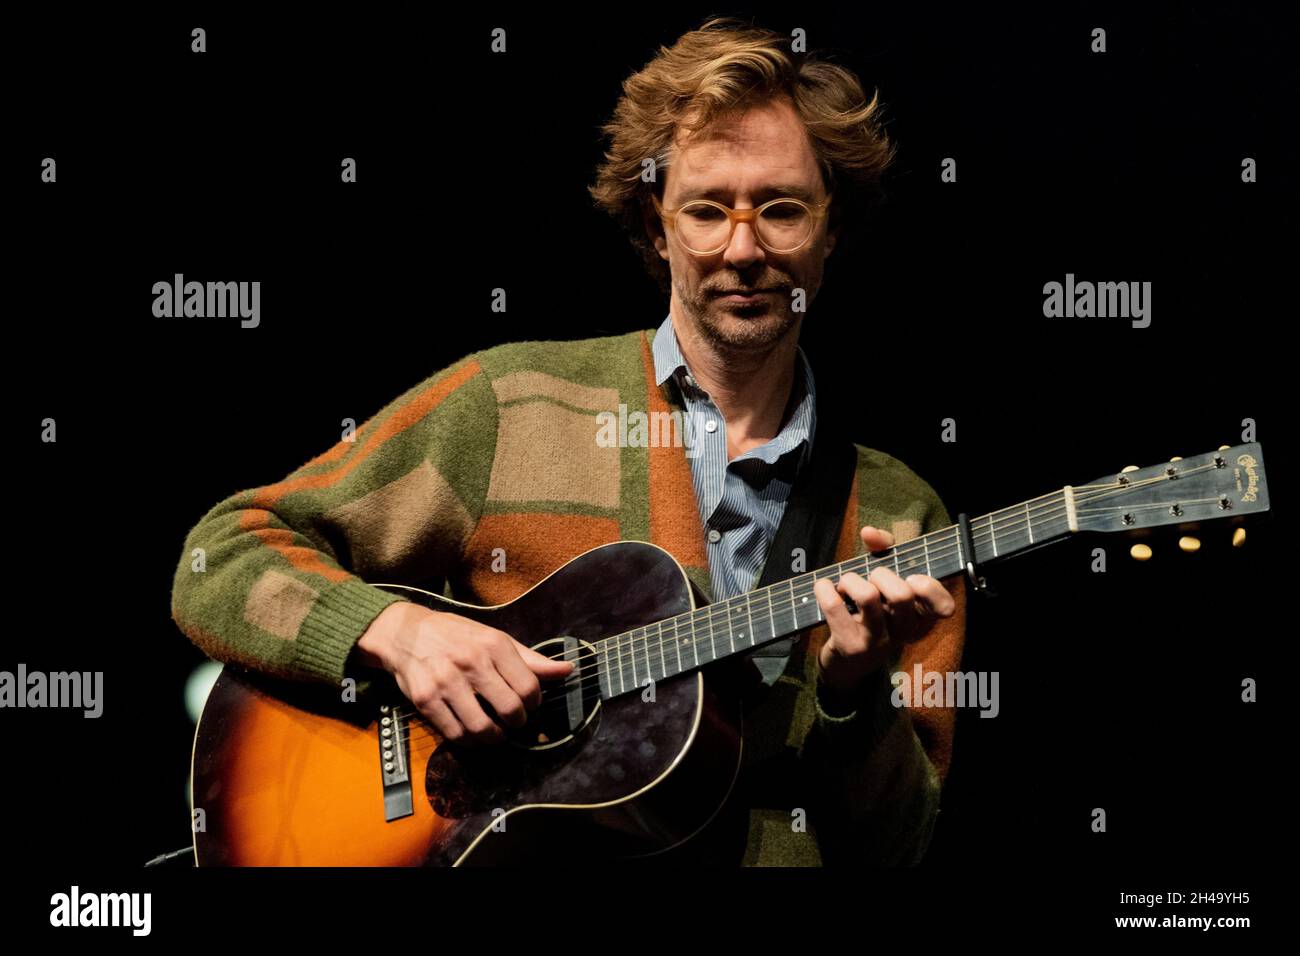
{"left": 591, "top": 487, "right": 1079, "bottom": 700}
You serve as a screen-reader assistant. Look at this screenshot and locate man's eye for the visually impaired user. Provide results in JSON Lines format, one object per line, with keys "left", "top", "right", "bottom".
{"left": 762, "top": 205, "right": 805, "bottom": 221}
{"left": 684, "top": 207, "right": 725, "bottom": 221}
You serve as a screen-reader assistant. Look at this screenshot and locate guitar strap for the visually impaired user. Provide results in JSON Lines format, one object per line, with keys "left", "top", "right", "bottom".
{"left": 744, "top": 385, "right": 857, "bottom": 674}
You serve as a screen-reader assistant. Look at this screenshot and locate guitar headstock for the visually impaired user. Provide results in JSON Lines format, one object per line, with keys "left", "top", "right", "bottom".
{"left": 1073, "top": 443, "right": 1269, "bottom": 539}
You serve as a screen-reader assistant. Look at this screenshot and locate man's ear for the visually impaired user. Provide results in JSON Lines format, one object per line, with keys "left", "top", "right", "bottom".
{"left": 823, "top": 202, "right": 841, "bottom": 259}
{"left": 642, "top": 195, "right": 670, "bottom": 261}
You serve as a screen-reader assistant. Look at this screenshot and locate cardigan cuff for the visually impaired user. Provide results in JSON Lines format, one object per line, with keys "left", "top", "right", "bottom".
{"left": 812, "top": 663, "right": 900, "bottom": 744}
{"left": 292, "top": 578, "right": 411, "bottom": 685}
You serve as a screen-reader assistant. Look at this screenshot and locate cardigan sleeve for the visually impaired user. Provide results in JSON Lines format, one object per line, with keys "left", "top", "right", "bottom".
{"left": 796, "top": 484, "right": 968, "bottom": 865}
{"left": 169, "top": 355, "right": 498, "bottom": 686}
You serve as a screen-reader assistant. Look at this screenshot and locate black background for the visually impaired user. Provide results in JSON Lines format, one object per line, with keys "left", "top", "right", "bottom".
{"left": 6, "top": 3, "right": 1293, "bottom": 937}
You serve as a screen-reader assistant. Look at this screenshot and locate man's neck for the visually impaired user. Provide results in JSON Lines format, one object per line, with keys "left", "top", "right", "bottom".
{"left": 670, "top": 311, "right": 803, "bottom": 459}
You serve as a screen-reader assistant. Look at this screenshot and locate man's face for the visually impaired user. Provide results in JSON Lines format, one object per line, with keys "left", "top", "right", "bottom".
{"left": 649, "top": 95, "right": 838, "bottom": 352}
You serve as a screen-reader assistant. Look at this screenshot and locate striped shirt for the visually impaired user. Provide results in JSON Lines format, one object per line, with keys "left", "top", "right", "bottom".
{"left": 651, "top": 312, "right": 817, "bottom": 684}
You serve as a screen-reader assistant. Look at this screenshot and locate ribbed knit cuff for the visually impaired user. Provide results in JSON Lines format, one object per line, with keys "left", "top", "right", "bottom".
{"left": 293, "top": 578, "right": 410, "bottom": 685}
{"left": 812, "top": 663, "right": 900, "bottom": 747}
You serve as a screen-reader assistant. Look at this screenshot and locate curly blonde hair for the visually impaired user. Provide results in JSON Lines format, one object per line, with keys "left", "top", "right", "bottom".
{"left": 589, "top": 16, "right": 895, "bottom": 291}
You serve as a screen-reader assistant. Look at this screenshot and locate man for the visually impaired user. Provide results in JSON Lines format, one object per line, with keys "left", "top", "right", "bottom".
{"left": 171, "top": 17, "right": 966, "bottom": 866}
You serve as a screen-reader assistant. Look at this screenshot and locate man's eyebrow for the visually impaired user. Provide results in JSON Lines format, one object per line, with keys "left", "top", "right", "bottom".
{"left": 675, "top": 183, "right": 820, "bottom": 203}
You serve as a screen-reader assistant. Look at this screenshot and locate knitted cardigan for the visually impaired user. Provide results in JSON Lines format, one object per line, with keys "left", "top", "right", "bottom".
{"left": 170, "top": 327, "right": 967, "bottom": 866}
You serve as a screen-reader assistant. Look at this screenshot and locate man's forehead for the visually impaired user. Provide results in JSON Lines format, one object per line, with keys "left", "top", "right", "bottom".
{"left": 668, "top": 97, "right": 821, "bottom": 196}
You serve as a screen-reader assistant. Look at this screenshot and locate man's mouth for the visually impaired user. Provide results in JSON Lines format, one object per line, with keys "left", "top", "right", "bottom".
{"left": 714, "top": 288, "right": 780, "bottom": 302}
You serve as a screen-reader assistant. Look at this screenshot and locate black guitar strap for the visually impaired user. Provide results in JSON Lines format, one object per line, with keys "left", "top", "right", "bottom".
{"left": 744, "top": 387, "right": 857, "bottom": 673}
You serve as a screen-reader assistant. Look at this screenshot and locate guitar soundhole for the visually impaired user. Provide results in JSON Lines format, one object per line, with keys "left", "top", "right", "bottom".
{"left": 503, "top": 636, "right": 602, "bottom": 751}
{"left": 424, "top": 636, "right": 603, "bottom": 818}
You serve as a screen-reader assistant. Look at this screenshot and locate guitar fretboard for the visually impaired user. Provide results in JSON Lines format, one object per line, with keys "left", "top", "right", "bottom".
{"left": 592, "top": 488, "right": 1077, "bottom": 699}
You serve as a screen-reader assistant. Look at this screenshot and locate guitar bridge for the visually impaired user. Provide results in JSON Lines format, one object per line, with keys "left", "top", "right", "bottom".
{"left": 377, "top": 703, "right": 414, "bottom": 822}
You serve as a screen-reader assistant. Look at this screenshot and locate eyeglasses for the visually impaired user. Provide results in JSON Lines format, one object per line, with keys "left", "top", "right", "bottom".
{"left": 652, "top": 192, "right": 833, "bottom": 256}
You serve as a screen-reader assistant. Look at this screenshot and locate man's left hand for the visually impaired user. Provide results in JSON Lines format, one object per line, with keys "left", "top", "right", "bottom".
{"left": 813, "top": 525, "right": 957, "bottom": 708}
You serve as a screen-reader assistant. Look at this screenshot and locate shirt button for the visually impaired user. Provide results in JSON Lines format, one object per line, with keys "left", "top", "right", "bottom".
{"left": 705, "top": 419, "right": 718, "bottom": 433}
{"left": 707, "top": 529, "right": 722, "bottom": 543}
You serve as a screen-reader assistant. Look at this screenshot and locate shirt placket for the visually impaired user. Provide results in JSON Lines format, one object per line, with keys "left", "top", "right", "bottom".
{"left": 683, "top": 378, "right": 734, "bottom": 598}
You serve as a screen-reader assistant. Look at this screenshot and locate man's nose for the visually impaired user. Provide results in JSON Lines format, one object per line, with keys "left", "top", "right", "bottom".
{"left": 723, "top": 220, "right": 764, "bottom": 269}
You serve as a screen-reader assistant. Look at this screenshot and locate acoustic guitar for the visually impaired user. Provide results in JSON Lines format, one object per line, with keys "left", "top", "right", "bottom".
{"left": 189, "top": 443, "right": 1270, "bottom": 865}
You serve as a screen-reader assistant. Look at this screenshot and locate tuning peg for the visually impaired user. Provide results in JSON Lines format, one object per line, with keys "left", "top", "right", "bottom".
{"left": 1130, "top": 543, "right": 1153, "bottom": 561}
{"left": 1232, "top": 527, "right": 1246, "bottom": 548}
{"left": 1178, "top": 536, "right": 1201, "bottom": 553}
{"left": 1219, "top": 445, "right": 1231, "bottom": 451}
{"left": 1121, "top": 465, "right": 1140, "bottom": 473}
{"left": 1169, "top": 456, "right": 1183, "bottom": 462}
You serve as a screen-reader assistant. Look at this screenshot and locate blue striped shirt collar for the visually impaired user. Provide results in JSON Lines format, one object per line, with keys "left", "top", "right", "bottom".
{"left": 650, "top": 313, "right": 816, "bottom": 465}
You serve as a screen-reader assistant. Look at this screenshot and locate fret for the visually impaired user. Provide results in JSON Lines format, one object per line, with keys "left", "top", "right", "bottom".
{"left": 766, "top": 587, "right": 776, "bottom": 639}
{"left": 923, "top": 535, "right": 931, "bottom": 575}
{"left": 704, "top": 602, "right": 717, "bottom": 661}
{"left": 987, "top": 514, "right": 998, "bottom": 557}
{"left": 802, "top": 574, "right": 820, "bottom": 623}
{"left": 689, "top": 609, "right": 699, "bottom": 668}
{"left": 670, "top": 617, "right": 683, "bottom": 675}
{"left": 627, "top": 630, "right": 638, "bottom": 689}
{"left": 728, "top": 601, "right": 739, "bottom": 653}
{"left": 641, "top": 626, "right": 654, "bottom": 684}
{"left": 618, "top": 630, "right": 627, "bottom": 689}
{"left": 615, "top": 632, "right": 625, "bottom": 695}
{"left": 596, "top": 641, "right": 610, "bottom": 698}
{"left": 1025, "top": 501, "right": 1034, "bottom": 543}
{"left": 892, "top": 548, "right": 899, "bottom": 574}
{"left": 656, "top": 621, "right": 667, "bottom": 679}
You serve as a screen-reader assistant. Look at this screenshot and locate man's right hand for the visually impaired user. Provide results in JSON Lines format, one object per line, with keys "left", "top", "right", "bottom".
{"left": 354, "top": 602, "right": 574, "bottom": 745}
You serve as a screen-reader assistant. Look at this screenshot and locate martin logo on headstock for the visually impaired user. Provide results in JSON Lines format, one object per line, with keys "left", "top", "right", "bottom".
{"left": 1235, "top": 452, "right": 1262, "bottom": 503}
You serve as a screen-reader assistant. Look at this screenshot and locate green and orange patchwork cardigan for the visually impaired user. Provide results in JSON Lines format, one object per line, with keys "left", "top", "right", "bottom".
{"left": 171, "top": 327, "right": 967, "bottom": 866}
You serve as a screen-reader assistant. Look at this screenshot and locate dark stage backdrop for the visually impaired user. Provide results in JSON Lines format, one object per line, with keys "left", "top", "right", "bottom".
{"left": 6, "top": 3, "right": 1292, "bottom": 937}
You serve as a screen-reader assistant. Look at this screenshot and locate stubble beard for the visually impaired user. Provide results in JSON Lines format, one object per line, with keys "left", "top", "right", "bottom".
{"left": 676, "top": 277, "right": 800, "bottom": 353}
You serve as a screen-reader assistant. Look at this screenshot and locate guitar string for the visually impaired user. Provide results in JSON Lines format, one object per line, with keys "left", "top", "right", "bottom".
{"left": 391, "top": 471, "right": 1220, "bottom": 744}
{"left": 390, "top": 469, "right": 1225, "bottom": 748}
